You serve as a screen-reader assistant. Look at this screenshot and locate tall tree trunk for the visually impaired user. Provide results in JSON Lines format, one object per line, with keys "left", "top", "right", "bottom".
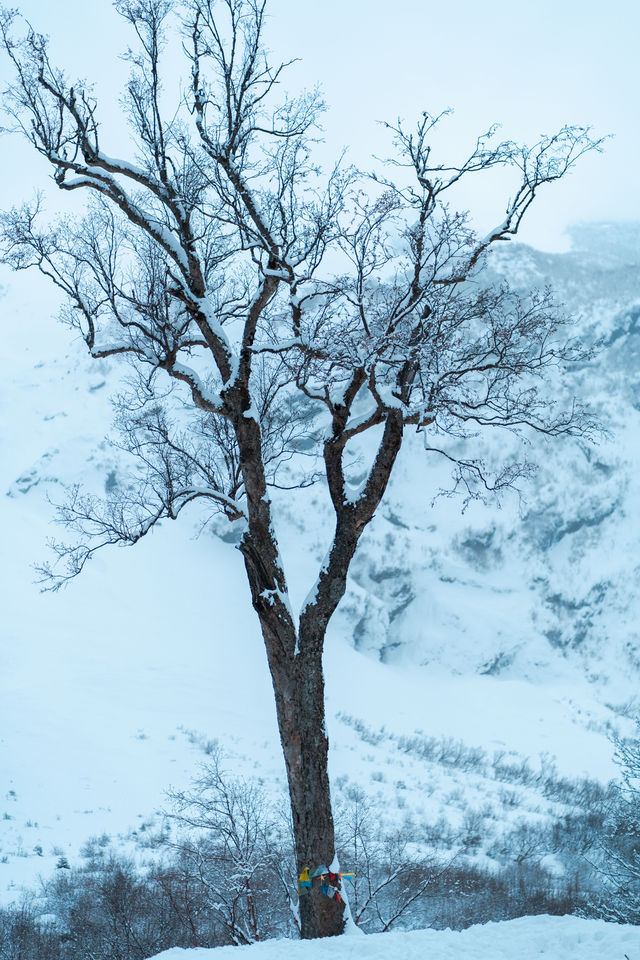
{"left": 240, "top": 561, "right": 345, "bottom": 938}
{"left": 236, "top": 408, "right": 404, "bottom": 939}
{"left": 232, "top": 386, "right": 346, "bottom": 936}
{"left": 277, "top": 646, "right": 344, "bottom": 938}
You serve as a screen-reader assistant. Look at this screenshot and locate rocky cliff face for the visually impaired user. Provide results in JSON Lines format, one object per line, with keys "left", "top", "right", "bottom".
{"left": 316, "top": 224, "right": 640, "bottom": 712}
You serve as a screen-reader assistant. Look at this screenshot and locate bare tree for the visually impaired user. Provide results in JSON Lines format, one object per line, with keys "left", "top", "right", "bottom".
{"left": 0, "top": 0, "right": 602, "bottom": 938}
{"left": 164, "top": 749, "right": 296, "bottom": 944}
{"left": 335, "top": 786, "right": 452, "bottom": 932}
{"left": 594, "top": 728, "right": 640, "bottom": 922}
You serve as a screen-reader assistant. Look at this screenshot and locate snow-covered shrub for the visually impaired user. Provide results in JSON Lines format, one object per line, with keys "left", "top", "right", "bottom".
{"left": 593, "top": 727, "right": 640, "bottom": 922}
{"left": 164, "top": 751, "right": 297, "bottom": 943}
{"left": 0, "top": 901, "right": 61, "bottom": 960}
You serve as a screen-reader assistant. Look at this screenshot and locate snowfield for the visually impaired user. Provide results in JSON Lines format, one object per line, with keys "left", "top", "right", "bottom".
{"left": 149, "top": 916, "right": 639, "bottom": 960}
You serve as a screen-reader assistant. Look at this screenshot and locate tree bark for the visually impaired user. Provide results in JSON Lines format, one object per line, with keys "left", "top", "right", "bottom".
{"left": 238, "top": 542, "right": 345, "bottom": 937}
{"left": 236, "top": 408, "right": 404, "bottom": 939}
{"left": 273, "top": 645, "right": 345, "bottom": 938}
{"left": 230, "top": 389, "right": 343, "bottom": 936}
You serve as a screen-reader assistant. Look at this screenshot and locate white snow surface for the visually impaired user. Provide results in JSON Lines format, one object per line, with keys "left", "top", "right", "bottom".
{"left": 148, "top": 916, "right": 639, "bottom": 960}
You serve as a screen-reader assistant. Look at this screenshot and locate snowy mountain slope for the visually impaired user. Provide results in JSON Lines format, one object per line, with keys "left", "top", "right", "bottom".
{"left": 323, "top": 223, "right": 640, "bottom": 697}
{"left": 1, "top": 224, "right": 639, "bottom": 906}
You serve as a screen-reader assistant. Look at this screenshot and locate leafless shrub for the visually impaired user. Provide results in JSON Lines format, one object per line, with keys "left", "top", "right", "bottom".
{"left": 589, "top": 726, "right": 640, "bottom": 922}
{"left": 163, "top": 749, "right": 297, "bottom": 943}
{"left": 488, "top": 820, "right": 551, "bottom": 864}
{"left": 334, "top": 786, "right": 454, "bottom": 932}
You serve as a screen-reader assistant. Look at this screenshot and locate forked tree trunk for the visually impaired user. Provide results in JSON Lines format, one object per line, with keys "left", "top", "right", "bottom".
{"left": 233, "top": 386, "right": 348, "bottom": 937}
{"left": 249, "top": 604, "right": 345, "bottom": 937}
{"left": 238, "top": 410, "right": 404, "bottom": 939}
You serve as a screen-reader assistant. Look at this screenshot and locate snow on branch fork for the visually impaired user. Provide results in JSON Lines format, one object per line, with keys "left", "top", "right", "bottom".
{"left": 0, "top": 0, "right": 603, "bottom": 940}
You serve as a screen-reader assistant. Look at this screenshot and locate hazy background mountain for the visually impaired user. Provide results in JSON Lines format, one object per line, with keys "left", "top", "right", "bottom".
{"left": 2, "top": 221, "right": 639, "bottom": 908}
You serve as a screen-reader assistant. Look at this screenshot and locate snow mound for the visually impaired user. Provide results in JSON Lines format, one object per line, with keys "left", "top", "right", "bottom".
{"left": 149, "top": 916, "right": 638, "bottom": 960}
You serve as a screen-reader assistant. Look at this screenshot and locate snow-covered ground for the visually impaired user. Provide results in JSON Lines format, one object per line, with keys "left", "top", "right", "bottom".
{"left": 149, "top": 916, "right": 639, "bottom": 960}
{"left": 1, "top": 223, "right": 640, "bottom": 917}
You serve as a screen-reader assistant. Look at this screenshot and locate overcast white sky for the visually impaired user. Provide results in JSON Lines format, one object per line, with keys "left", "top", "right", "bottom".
{"left": 0, "top": 0, "right": 637, "bottom": 250}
